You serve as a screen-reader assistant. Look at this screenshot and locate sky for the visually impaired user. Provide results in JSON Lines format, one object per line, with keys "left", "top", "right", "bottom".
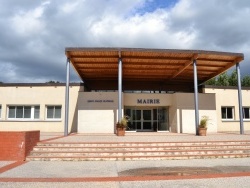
{"left": 0, "top": 0, "right": 250, "bottom": 83}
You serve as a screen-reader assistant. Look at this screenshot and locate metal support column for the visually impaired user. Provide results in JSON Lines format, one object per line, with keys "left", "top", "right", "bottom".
{"left": 193, "top": 59, "right": 199, "bottom": 135}
{"left": 118, "top": 53, "right": 122, "bottom": 122}
{"left": 64, "top": 58, "right": 70, "bottom": 136}
{"left": 236, "top": 63, "right": 244, "bottom": 134}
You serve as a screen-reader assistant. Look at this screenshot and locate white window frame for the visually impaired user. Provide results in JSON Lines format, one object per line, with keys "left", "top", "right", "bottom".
{"left": 243, "top": 107, "right": 250, "bottom": 120}
{"left": 221, "top": 106, "right": 234, "bottom": 120}
{"left": 7, "top": 105, "right": 40, "bottom": 120}
{"left": 46, "top": 105, "right": 62, "bottom": 120}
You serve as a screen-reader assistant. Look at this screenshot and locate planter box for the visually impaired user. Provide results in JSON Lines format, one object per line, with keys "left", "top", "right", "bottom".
{"left": 198, "top": 128, "right": 207, "bottom": 136}
{"left": 116, "top": 128, "right": 125, "bottom": 136}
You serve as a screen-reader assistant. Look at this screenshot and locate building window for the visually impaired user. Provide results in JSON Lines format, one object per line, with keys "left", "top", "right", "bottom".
{"left": 8, "top": 106, "right": 40, "bottom": 119}
{"left": 221, "top": 107, "right": 234, "bottom": 120}
{"left": 46, "top": 106, "right": 61, "bottom": 119}
{"left": 243, "top": 107, "right": 250, "bottom": 119}
{"left": 34, "top": 106, "right": 40, "bottom": 119}
{"left": 0, "top": 105, "right": 1, "bottom": 118}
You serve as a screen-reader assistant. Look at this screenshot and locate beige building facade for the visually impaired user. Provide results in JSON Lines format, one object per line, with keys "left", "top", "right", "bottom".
{"left": 0, "top": 83, "right": 81, "bottom": 133}
{"left": 204, "top": 86, "right": 250, "bottom": 132}
{"left": 0, "top": 83, "right": 249, "bottom": 134}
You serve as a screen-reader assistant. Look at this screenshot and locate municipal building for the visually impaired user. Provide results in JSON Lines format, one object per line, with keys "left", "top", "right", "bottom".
{"left": 0, "top": 48, "right": 249, "bottom": 135}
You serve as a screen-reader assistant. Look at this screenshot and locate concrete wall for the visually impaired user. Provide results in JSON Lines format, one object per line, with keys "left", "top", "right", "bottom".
{"left": 173, "top": 93, "right": 217, "bottom": 134}
{"left": 77, "top": 92, "right": 217, "bottom": 134}
{"left": 0, "top": 85, "right": 81, "bottom": 133}
{"left": 204, "top": 87, "right": 250, "bottom": 132}
{"left": 78, "top": 92, "right": 119, "bottom": 133}
{"left": 169, "top": 94, "right": 178, "bottom": 133}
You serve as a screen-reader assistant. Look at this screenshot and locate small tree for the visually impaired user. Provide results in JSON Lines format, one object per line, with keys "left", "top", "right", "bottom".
{"left": 228, "top": 70, "right": 238, "bottom": 86}
{"left": 46, "top": 81, "right": 60, "bottom": 83}
{"left": 205, "top": 77, "right": 216, "bottom": 85}
{"left": 216, "top": 72, "right": 229, "bottom": 86}
{"left": 242, "top": 75, "right": 250, "bottom": 87}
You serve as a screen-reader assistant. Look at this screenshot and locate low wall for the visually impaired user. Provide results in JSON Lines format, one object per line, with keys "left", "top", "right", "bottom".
{"left": 0, "top": 131, "right": 40, "bottom": 161}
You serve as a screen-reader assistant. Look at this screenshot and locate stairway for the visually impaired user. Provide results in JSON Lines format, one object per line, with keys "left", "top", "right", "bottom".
{"left": 26, "top": 140, "right": 250, "bottom": 161}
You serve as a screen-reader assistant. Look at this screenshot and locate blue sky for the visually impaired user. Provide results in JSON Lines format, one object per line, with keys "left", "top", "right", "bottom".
{"left": 137, "top": 0, "right": 178, "bottom": 14}
{"left": 0, "top": 0, "right": 249, "bottom": 83}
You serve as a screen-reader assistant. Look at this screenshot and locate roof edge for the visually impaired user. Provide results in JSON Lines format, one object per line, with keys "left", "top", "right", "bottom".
{"left": 0, "top": 83, "right": 84, "bottom": 87}
{"left": 65, "top": 47, "right": 244, "bottom": 59}
{"left": 204, "top": 85, "right": 250, "bottom": 90}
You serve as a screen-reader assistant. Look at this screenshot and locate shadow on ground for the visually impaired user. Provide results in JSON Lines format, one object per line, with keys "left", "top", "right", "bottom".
{"left": 118, "top": 166, "right": 250, "bottom": 176}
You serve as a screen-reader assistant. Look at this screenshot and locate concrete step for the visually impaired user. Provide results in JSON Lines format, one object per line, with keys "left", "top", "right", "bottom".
{"left": 26, "top": 140, "right": 250, "bottom": 161}
{"left": 33, "top": 144, "right": 250, "bottom": 152}
{"left": 29, "top": 148, "right": 250, "bottom": 156}
{"left": 36, "top": 141, "right": 250, "bottom": 147}
{"left": 27, "top": 153, "right": 250, "bottom": 161}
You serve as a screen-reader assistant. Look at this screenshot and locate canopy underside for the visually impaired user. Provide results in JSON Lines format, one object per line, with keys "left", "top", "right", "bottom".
{"left": 65, "top": 48, "right": 244, "bottom": 91}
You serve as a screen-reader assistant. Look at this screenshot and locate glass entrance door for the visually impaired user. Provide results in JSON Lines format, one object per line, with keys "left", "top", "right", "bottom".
{"left": 124, "top": 107, "right": 169, "bottom": 132}
{"left": 142, "top": 109, "right": 152, "bottom": 130}
{"left": 132, "top": 109, "right": 141, "bottom": 130}
{"left": 130, "top": 109, "right": 153, "bottom": 131}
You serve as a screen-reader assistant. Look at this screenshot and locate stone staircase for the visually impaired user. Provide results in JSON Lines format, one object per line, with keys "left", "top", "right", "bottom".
{"left": 26, "top": 140, "right": 250, "bottom": 161}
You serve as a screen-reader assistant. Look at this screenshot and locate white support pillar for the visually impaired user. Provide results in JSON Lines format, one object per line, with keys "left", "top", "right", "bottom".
{"left": 193, "top": 59, "right": 199, "bottom": 135}
{"left": 118, "top": 53, "right": 122, "bottom": 122}
{"left": 236, "top": 63, "right": 244, "bottom": 134}
{"left": 64, "top": 58, "right": 70, "bottom": 136}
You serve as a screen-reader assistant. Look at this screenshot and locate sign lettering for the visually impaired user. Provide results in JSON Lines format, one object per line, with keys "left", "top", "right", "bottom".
{"left": 87, "top": 100, "right": 114, "bottom": 103}
{"left": 137, "top": 99, "right": 160, "bottom": 104}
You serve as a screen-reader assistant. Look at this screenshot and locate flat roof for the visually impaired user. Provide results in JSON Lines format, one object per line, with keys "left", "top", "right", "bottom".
{"left": 65, "top": 48, "right": 244, "bottom": 91}
{"left": 0, "top": 83, "right": 82, "bottom": 87}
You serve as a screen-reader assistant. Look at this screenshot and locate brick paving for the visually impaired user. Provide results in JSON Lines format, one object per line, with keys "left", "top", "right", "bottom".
{"left": 1, "top": 132, "right": 250, "bottom": 187}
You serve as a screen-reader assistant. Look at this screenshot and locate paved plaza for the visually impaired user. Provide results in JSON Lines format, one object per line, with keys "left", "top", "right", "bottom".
{"left": 1, "top": 132, "right": 250, "bottom": 187}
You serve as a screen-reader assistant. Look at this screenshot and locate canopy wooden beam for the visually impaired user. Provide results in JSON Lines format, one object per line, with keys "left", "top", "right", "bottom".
{"left": 65, "top": 47, "right": 244, "bottom": 91}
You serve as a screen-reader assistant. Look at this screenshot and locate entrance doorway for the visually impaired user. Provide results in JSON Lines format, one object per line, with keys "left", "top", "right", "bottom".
{"left": 124, "top": 107, "right": 169, "bottom": 132}
{"left": 132, "top": 109, "right": 153, "bottom": 131}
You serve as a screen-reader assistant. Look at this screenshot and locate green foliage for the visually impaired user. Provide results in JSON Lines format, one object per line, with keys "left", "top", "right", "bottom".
{"left": 206, "top": 71, "right": 250, "bottom": 87}
{"left": 228, "top": 70, "right": 238, "bottom": 86}
{"left": 216, "top": 72, "right": 229, "bottom": 86}
{"left": 46, "top": 81, "right": 60, "bottom": 83}
{"left": 205, "top": 77, "right": 216, "bottom": 85}
{"left": 242, "top": 76, "right": 250, "bottom": 87}
{"left": 199, "top": 116, "right": 209, "bottom": 128}
{"left": 116, "top": 116, "right": 129, "bottom": 128}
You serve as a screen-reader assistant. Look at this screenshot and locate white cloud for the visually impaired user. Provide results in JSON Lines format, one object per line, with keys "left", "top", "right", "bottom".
{"left": 60, "top": 1, "right": 81, "bottom": 14}
{"left": 89, "top": 8, "right": 196, "bottom": 49}
{"left": 10, "top": 1, "right": 49, "bottom": 37}
{"left": 0, "top": 0, "right": 250, "bottom": 83}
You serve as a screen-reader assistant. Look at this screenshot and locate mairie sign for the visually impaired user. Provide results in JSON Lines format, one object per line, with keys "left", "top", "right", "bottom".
{"left": 137, "top": 99, "right": 160, "bottom": 104}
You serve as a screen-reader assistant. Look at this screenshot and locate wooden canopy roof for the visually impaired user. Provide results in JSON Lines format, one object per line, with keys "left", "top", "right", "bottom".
{"left": 65, "top": 48, "right": 244, "bottom": 91}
